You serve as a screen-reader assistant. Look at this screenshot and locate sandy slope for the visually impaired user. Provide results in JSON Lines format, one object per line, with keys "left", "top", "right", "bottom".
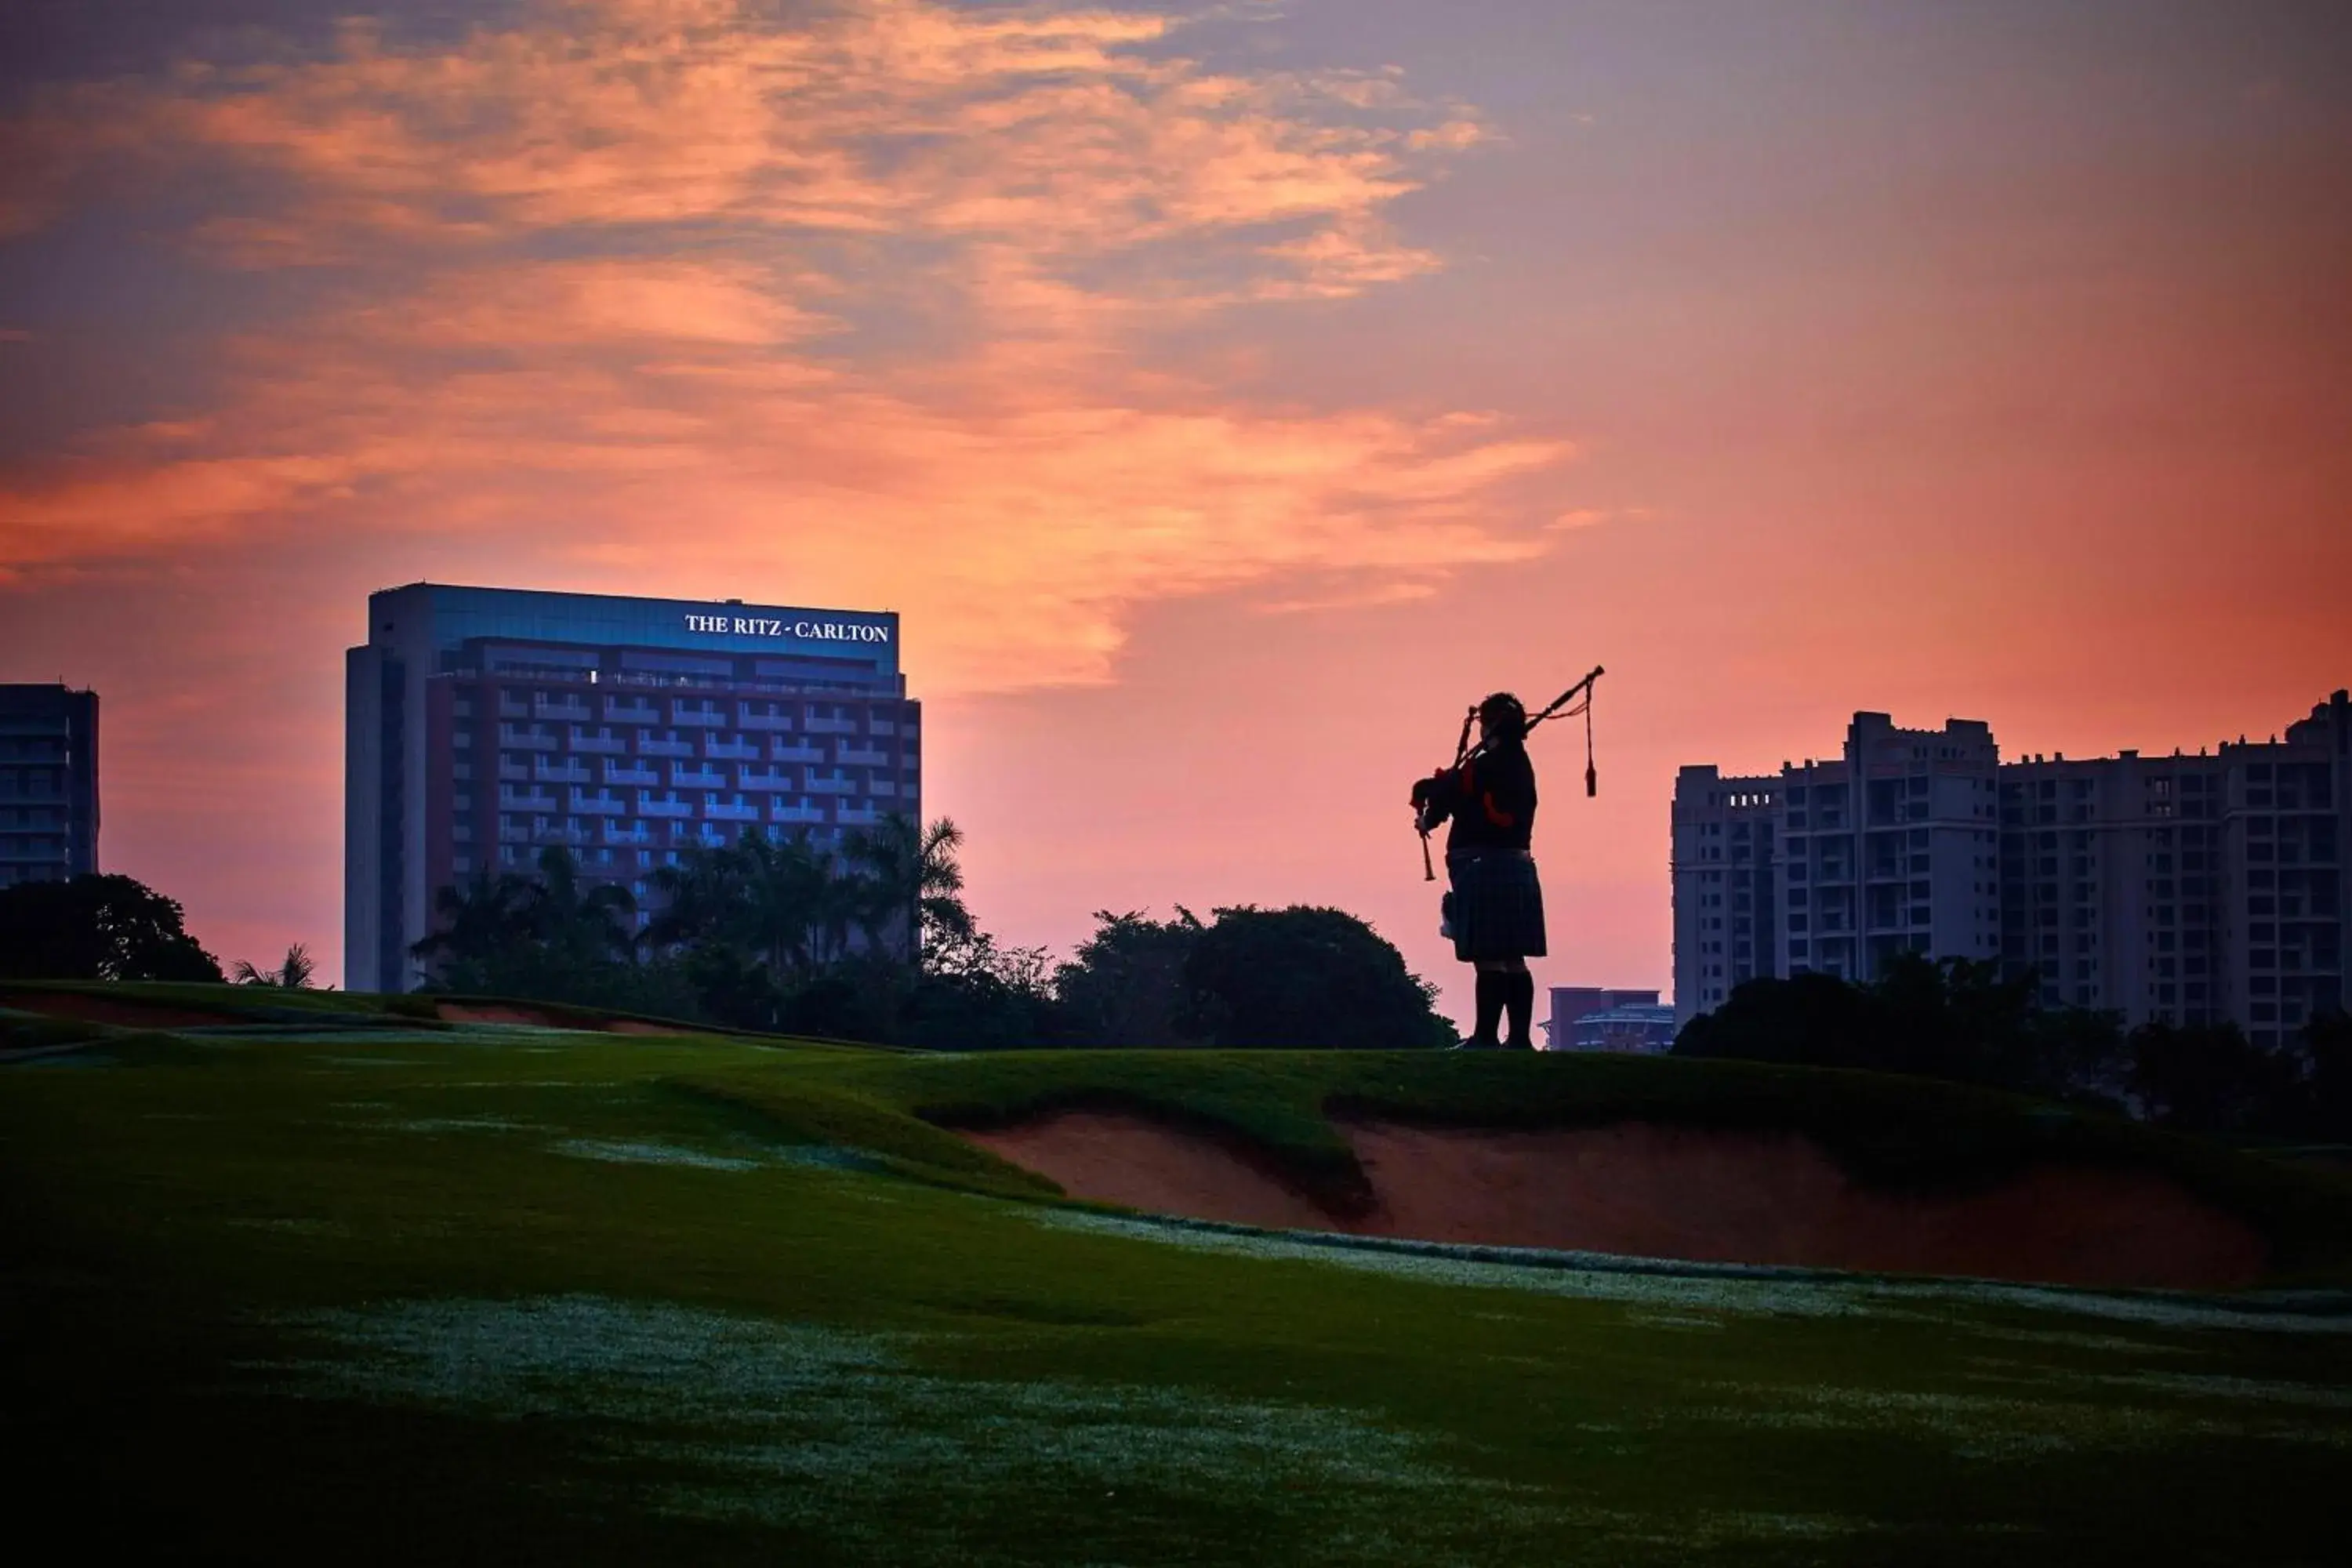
{"left": 964, "top": 1109, "right": 2266, "bottom": 1290}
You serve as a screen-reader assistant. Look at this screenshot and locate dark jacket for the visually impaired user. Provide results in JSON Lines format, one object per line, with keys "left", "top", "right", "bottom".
{"left": 1415, "top": 741, "right": 1537, "bottom": 855}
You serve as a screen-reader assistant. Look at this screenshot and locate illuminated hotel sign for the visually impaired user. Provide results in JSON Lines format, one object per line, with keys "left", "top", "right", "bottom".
{"left": 681, "top": 612, "right": 891, "bottom": 644}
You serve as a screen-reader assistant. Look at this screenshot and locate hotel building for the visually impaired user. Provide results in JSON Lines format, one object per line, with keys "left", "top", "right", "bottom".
{"left": 0, "top": 683, "right": 100, "bottom": 887}
{"left": 346, "top": 584, "right": 917, "bottom": 993}
{"left": 1672, "top": 691, "right": 2349, "bottom": 1047}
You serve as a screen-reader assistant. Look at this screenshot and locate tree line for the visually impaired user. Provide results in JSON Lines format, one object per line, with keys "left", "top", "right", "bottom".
{"left": 10, "top": 848, "right": 2346, "bottom": 1138}
{"left": 406, "top": 818, "right": 1453, "bottom": 1050}
{"left": 0, "top": 815, "right": 1454, "bottom": 1051}
{"left": 1673, "top": 954, "right": 2352, "bottom": 1140}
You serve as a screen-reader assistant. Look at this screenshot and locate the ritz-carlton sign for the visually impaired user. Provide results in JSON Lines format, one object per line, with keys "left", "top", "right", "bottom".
{"left": 682, "top": 612, "right": 891, "bottom": 644}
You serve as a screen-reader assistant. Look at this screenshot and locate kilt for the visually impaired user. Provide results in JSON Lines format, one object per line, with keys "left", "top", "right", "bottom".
{"left": 1446, "top": 848, "right": 1548, "bottom": 962}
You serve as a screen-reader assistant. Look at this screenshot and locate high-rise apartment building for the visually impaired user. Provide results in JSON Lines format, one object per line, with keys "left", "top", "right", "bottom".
{"left": 1998, "top": 691, "right": 2347, "bottom": 1049}
{"left": 1672, "top": 713, "right": 2001, "bottom": 1028}
{"left": 1671, "top": 691, "right": 2350, "bottom": 1046}
{"left": 0, "top": 683, "right": 99, "bottom": 888}
{"left": 346, "top": 585, "right": 916, "bottom": 993}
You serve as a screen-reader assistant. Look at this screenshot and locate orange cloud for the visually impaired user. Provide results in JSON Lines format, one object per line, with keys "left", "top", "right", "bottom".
{"left": 0, "top": 0, "right": 1581, "bottom": 691}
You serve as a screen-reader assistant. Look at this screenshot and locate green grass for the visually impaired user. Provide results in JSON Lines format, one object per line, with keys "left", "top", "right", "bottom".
{"left": 5, "top": 1010, "right": 2351, "bottom": 1564}
{"left": 0, "top": 977, "right": 757, "bottom": 1033}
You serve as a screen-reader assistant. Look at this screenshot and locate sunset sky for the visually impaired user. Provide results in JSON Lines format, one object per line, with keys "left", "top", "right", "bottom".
{"left": 2, "top": 0, "right": 2348, "bottom": 1018}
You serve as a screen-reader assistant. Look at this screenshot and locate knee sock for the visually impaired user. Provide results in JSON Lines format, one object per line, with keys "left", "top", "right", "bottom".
{"left": 1503, "top": 970, "right": 1535, "bottom": 1048}
{"left": 1472, "top": 971, "right": 1506, "bottom": 1046}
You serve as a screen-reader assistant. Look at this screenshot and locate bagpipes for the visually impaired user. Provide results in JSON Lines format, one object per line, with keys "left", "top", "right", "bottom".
{"left": 1413, "top": 666, "right": 1604, "bottom": 880}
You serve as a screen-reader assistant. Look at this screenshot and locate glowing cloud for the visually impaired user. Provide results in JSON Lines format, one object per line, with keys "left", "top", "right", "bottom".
{"left": 0, "top": 0, "right": 1573, "bottom": 689}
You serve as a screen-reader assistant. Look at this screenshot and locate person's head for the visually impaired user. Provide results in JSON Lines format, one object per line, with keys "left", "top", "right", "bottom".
{"left": 1477, "top": 691, "right": 1527, "bottom": 746}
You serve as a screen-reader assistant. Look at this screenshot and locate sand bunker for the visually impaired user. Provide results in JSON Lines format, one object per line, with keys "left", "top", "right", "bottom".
{"left": 962, "top": 1111, "right": 2267, "bottom": 1291}
{"left": 435, "top": 1003, "right": 557, "bottom": 1026}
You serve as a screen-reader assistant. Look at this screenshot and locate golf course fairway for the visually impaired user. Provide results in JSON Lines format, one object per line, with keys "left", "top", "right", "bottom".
{"left": 5, "top": 986, "right": 2350, "bottom": 1565}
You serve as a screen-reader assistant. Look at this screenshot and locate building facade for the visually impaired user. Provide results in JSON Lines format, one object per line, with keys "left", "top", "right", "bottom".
{"left": 1672, "top": 712, "right": 2001, "bottom": 1027}
{"left": 0, "top": 683, "right": 99, "bottom": 887}
{"left": 1541, "top": 986, "right": 1672, "bottom": 1053}
{"left": 1671, "top": 691, "right": 2350, "bottom": 1047}
{"left": 1998, "top": 691, "right": 2347, "bottom": 1050}
{"left": 347, "top": 585, "right": 917, "bottom": 993}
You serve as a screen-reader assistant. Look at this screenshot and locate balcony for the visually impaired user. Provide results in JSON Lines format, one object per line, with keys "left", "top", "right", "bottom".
{"left": 638, "top": 793, "right": 695, "bottom": 819}
{"left": 837, "top": 805, "right": 883, "bottom": 827}
{"left": 534, "top": 698, "right": 592, "bottom": 723}
{"left": 670, "top": 705, "right": 725, "bottom": 728}
{"left": 838, "top": 745, "right": 891, "bottom": 767}
{"left": 738, "top": 708, "right": 797, "bottom": 732}
{"left": 603, "top": 700, "right": 659, "bottom": 725}
{"left": 706, "top": 800, "right": 762, "bottom": 822}
{"left": 498, "top": 787, "right": 558, "bottom": 811}
{"left": 770, "top": 800, "right": 828, "bottom": 826}
{"left": 496, "top": 725, "right": 559, "bottom": 752}
{"left": 569, "top": 790, "right": 628, "bottom": 817}
{"left": 528, "top": 824, "right": 590, "bottom": 846}
{"left": 534, "top": 760, "right": 591, "bottom": 785}
{"left": 569, "top": 730, "right": 626, "bottom": 755}
{"left": 805, "top": 775, "right": 855, "bottom": 795}
{"left": 739, "top": 768, "right": 797, "bottom": 792}
{"left": 637, "top": 735, "right": 696, "bottom": 758}
{"left": 671, "top": 764, "right": 726, "bottom": 789}
{"left": 768, "top": 740, "right": 825, "bottom": 764}
{"left": 601, "top": 823, "right": 652, "bottom": 846}
{"left": 705, "top": 738, "right": 760, "bottom": 761}
{"left": 499, "top": 697, "right": 532, "bottom": 720}
{"left": 869, "top": 720, "right": 897, "bottom": 736}
{"left": 804, "top": 715, "right": 858, "bottom": 735}
{"left": 603, "top": 760, "right": 659, "bottom": 786}
{"left": 869, "top": 779, "right": 896, "bottom": 797}
{"left": 498, "top": 760, "right": 531, "bottom": 782}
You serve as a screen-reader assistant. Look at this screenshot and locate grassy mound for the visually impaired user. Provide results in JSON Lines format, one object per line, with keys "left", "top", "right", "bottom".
{"left": 677, "top": 1048, "right": 2352, "bottom": 1283}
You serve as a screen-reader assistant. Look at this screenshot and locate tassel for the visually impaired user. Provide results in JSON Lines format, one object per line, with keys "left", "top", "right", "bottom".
{"left": 1584, "top": 692, "right": 1598, "bottom": 796}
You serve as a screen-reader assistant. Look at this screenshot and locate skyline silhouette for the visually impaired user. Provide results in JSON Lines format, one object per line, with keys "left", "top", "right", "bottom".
{"left": 2, "top": 0, "right": 2347, "bottom": 1017}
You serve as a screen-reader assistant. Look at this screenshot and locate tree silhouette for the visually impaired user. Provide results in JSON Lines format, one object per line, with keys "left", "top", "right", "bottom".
{"left": 0, "top": 874, "right": 222, "bottom": 982}
{"left": 1173, "top": 906, "right": 1451, "bottom": 1051}
{"left": 844, "top": 813, "right": 973, "bottom": 962}
{"left": 233, "top": 943, "right": 318, "bottom": 989}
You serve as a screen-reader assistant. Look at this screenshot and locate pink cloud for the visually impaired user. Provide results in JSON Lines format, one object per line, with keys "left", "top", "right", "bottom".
{"left": 0, "top": 0, "right": 1582, "bottom": 695}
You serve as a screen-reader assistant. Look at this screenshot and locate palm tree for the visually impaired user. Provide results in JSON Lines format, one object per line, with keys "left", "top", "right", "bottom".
{"left": 232, "top": 942, "right": 318, "bottom": 988}
{"left": 844, "top": 815, "right": 972, "bottom": 965}
{"left": 523, "top": 845, "right": 637, "bottom": 968}
{"left": 412, "top": 866, "right": 538, "bottom": 984}
{"left": 644, "top": 839, "right": 746, "bottom": 956}
{"left": 730, "top": 827, "right": 831, "bottom": 976}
